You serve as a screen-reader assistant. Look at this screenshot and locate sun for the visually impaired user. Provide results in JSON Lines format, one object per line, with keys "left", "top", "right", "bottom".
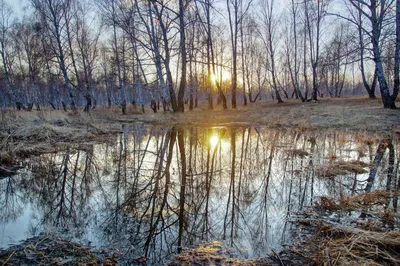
{"left": 209, "top": 134, "right": 219, "bottom": 148}
{"left": 210, "top": 73, "right": 218, "bottom": 85}
{"left": 210, "top": 70, "right": 231, "bottom": 85}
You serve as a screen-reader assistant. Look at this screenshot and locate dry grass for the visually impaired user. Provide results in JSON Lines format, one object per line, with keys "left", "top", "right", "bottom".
{"left": 295, "top": 190, "right": 400, "bottom": 266}
{"left": 1, "top": 97, "right": 399, "bottom": 134}
{"left": 0, "top": 109, "right": 110, "bottom": 165}
{"left": 316, "top": 160, "right": 369, "bottom": 178}
{"left": 298, "top": 221, "right": 400, "bottom": 266}
{"left": 167, "top": 241, "right": 308, "bottom": 265}
{"left": 316, "top": 190, "right": 400, "bottom": 212}
{"left": 92, "top": 96, "right": 400, "bottom": 132}
{"left": 285, "top": 148, "right": 310, "bottom": 158}
{"left": 0, "top": 234, "right": 118, "bottom": 265}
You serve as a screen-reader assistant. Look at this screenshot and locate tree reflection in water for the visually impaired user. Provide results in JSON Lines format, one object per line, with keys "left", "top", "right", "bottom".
{"left": 0, "top": 126, "right": 398, "bottom": 264}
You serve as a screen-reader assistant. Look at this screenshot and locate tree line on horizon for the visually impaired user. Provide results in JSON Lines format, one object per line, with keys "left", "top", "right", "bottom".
{"left": 0, "top": 0, "right": 399, "bottom": 113}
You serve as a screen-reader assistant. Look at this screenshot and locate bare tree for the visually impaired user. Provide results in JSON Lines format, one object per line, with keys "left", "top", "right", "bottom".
{"left": 393, "top": 0, "right": 400, "bottom": 102}
{"left": 304, "top": 0, "right": 329, "bottom": 101}
{"left": 261, "top": 0, "right": 282, "bottom": 103}
{"left": 227, "top": 0, "right": 252, "bottom": 108}
{"left": 177, "top": 0, "right": 187, "bottom": 112}
{"left": 73, "top": 1, "right": 101, "bottom": 112}
{"left": 355, "top": 2, "right": 378, "bottom": 99}
{"left": 320, "top": 24, "right": 353, "bottom": 97}
{"left": 196, "top": 0, "right": 214, "bottom": 110}
{"left": 29, "top": 0, "right": 77, "bottom": 111}
{"left": 0, "top": 0, "right": 20, "bottom": 109}
{"left": 13, "top": 17, "right": 46, "bottom": 110}
{"left": 150, "top": 0, "right": 178, "bottom": 112}
{"left": 348, "top": 0, "right": 397, "bottom": 108}
{"left": 186, "top": 8, "right": 199, "bottom": 110}
{"left": 287, "top": 0, "right": 305, "bottom": 101}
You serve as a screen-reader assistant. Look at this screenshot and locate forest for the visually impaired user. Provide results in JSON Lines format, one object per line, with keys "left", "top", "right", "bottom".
{"left": 0, "top": 0, "right": 399, "bottom": 113}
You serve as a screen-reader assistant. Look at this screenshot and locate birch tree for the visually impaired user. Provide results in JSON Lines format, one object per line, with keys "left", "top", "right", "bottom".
{"left": 347, "top": 0, "right": 397, "bottom": 108}
{"left": 393, "top": 0, "right": 400, "bottom": 102}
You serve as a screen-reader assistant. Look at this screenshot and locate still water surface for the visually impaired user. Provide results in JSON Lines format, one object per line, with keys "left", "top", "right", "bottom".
{"left": 0, "top": 125, "right": 397, "bottom": 264}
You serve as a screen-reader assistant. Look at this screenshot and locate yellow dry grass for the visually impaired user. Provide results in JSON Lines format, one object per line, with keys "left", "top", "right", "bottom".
{"left": 301, "top": 222, "right": 400, "bottom": 266}
{"left": 316, "top": 160, "right": 369, "bottom": 178}
{"left": 1, "top": 96, "right": 399, "bottom": 132}
{"left": 90, "top": 96, "right": 399, "bottom": 132}
{"left": 316, "top": 190, "right": 400, "bottom": 212}
{"left": 296, "top": 188, "right": 400, "bottom": 265}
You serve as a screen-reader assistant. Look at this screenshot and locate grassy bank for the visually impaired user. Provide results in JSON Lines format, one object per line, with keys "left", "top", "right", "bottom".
{"left": 2, "top": 96, "right": 400, "bottom": 131}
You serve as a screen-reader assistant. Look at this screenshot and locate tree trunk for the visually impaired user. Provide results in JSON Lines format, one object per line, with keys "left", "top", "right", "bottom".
{"left": 365, "top": 140, "right": 386, "bottom": 193}
{"left": 227, "top": 0, "right": 238, "bottom": 109}
{"left": 83, "top": 94, "right": 92, "bottom": 112}
{"left": 290, "top": 0, "right": 305, "bottom": 102}
{"left": 177, "top": 127, "right": 187, "bottom": 252}
{"left": 370, "top": 0, "right": 396, "bottom": 108}
{"left": 177, "top": 0, "right": 186, "bottom": 112}
{"left": 393, "top": 0, "right": 400, "bottom": 103}
{"left": 357, "top": 3, "right": 377, "bottom": 99}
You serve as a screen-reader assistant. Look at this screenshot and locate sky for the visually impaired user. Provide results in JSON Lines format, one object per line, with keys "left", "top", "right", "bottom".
{"left": 6, "top": 0, "right": 30, "bottom": 18}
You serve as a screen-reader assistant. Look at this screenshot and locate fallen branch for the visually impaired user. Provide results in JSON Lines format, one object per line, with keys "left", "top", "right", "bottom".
{"left": 0, "top": 166, "right": 18, "bottom": 178}
{"left": 1, "top": 250, "right": 16, "bottom": 266}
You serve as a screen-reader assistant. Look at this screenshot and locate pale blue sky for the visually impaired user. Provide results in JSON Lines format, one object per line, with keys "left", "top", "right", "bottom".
{"left": 6, "top": 0, "right": 30, "bottom": 18}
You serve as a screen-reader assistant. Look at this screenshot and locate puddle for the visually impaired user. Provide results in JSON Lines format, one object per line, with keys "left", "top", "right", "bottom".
{"left": 0, "top": 126, "right": 397, "bottom": 264}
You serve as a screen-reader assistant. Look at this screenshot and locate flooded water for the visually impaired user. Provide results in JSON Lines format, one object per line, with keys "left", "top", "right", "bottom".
{"left": 0, "top": 125, "right": 398, "bottom": 264}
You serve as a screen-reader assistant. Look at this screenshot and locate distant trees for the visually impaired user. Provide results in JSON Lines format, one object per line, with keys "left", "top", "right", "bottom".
{"left": 320, "top": 24, "right": 353, "bottom": 98}
{"left": 0, "top": 0, "right": 18, "bottom": 108}
{"left": 13, "top": 18, "right": 45, "bottom": 110}
{"left": 0, "top": 0, "right": 398, "bottom": 111}
{"left": 29, "top": 0, "right": 77, "bottom": 111}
